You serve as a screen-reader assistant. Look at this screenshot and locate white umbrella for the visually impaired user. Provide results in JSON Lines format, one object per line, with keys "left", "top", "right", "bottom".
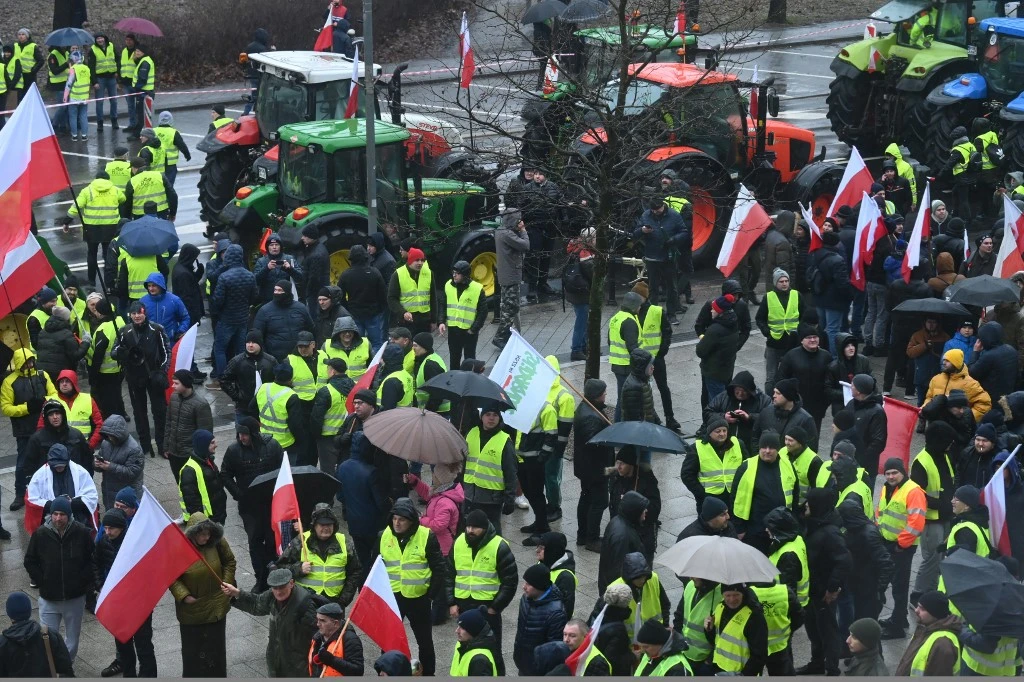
{"left": 656, "top": 535, "right": 779, "bottom": 584}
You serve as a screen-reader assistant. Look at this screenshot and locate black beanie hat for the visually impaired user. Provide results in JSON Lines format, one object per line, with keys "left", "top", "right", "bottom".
{"left": 883, "top": 457, "right": 906, "bottom": 475}
{"left": 759, "top": 430, "right": 781, "bottom": 450}
{"left": 774, "top": 378, "right": 800, "bottom": 402}
{"left": 700, "top": 496, "right": 729, "bottom": 521}
{"left": 412, "top": 332, "right": 434, "bottom": 352}
{"left": 523, "top": 563, "right": 552, "bottom": 590}
{"left": 636, "top": 618, "right": 671, "bottom": 646}
{"left": 457, "top": 606, "right": 488, "bottom": 637}
{"left": 465, "top": 509, "right": 490, "bottom": 529}
{"left": 102, "top": 508, "right": 127, "bottom": 529}
{"left": 704, "top": 414, "right": 729, "bottom": 435}
{"left": 616, "top": 446, "right": 638, "bottom": 466}
{"left": 833, "top": 407, "right": 856, "bottom": 430}
{"left": 784, "top": 424, "right": 808, "bottom": 447}
{"left": 246, "top": 330, "right": 263, "bottom": 346}
{"left": 917, "top": 590, "right": 950, "bottom": 619}
{"left": 954, "top": 484, "right": 982, "bottom": 509}
{"left": 173, "top": 369, "right": 194, "bottom": 388}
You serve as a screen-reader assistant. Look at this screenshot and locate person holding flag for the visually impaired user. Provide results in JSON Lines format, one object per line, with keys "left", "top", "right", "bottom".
{"left": 561, "top": 618, "right": 611, "bottom": 675}
{"left": 277, "top": 503, "right": 361, "bottom": 609}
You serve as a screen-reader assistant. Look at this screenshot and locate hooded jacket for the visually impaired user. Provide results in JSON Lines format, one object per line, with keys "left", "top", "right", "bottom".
{"left": 245, "top": 29, "right": 272, "bottom": 78}
{"left": 496, "top": 210, "right": 531, "bottom": 286}
{"left": 621, "top": 348, "right": 660, "bottom": 423}
{"left": 170, "top": 513, "right": 236, "bottom": 624}
{"left": 445, "top": 520, "right": 520, "bottom": 612}
{"left": 374, "top": 650, "right": 412, "bottom": 676}
{"left": 0, "top": 619, "right": 75, "bottom": 677}
{"left": 635, "top": 628, "right": 692, "bottom": 676}
{"left": 970, "top": 322, "right": 1018, "bottom": 402}
{"left": 300, "top": 235, "right": 331, "bottom": 302}
{"left": 221, "top": 346, "right": 278, "bottom": 418}
{"left": 777, "top": 342, "right": 832, "bottom": 419}
{"left": 231, "top": 576, "right": 319, "bottom": 677}
{"left": 762, "top": 212, "right": 795, "bottom": 288}
{"left": 695, "top": 280, "right": 752, "bottom": 350}
{"left": 598, "top": 491, "right": 647, "bottom": 593}
{"left": 927, "top": 251, "right": 965, "bottom": 296}
{"left": 367, "top": 232, "right": 397, "bottom": 286}
{"left": 695, "top": 308, "right": 739, "bottom": 382}
{"left": 219, "top": 418, "right": 284, "bottom": 512}
{"left": 139, "top": 272, "right": 190, "bottom": 340}
{"left": 252, "top": 280, "right": 315, "bottom": 361}
{"left": 610, "top": 456, "right": 661, "bottom": 553}
{"left": 844, "top": 647, "right": 889, "bottom": 676}
{"left": 836, "top": 498, "right": 894, "bottom": 597}
{"left": 25, "top": 400, "right": 91, "bottom": 477}
{"left": 925, "top": 348, "right": 992, "bottom": 422}
{"left": 852, "top": 390, "right": 887, "bottom": 475}
{"left": 96, "top": 414, "right": 144, "bottom": 508}
{"left": 703, "top": 370, "right": 773, "bottom": 448}
{"left": 277, "top": 507, "right": 362, "bottom": 607}
{"left": 1, "top": 348, "right": 58, "bottom": 437}
{"left": 808, "top": 241, "right": 853, "bottom": 310}
{"left": 336, "top": 432, "right": 389, "bottom": 537}
{"left": 409, "top": 476, "right": 465, "bottom": 556}
{"left": 35, "top": 314, "right": 90, "bottom": 380}
{"left": 313, "top": 285, "right": 351, "bottom": 346}
{"left": 894, "top": 613, "right": 963, "bottom": 676}
{"left": 372, "top": 498, "right": 447, "bottom": 599}
{"left": 825, "top": 334, "right": 873, "bottom": 413}
{"left": 573, "top": 399, "right": 615, "bottom": 483}
{"left": 909, "top": 421, "right": 957, "bottom": 522}
{"left": 337, "top": 244, "right": 387, "bottom": 319}
{"left": 595, "top": 601, "right": 635, "bottom": 675}
{"left": 513, "top": 584, "right": 567, "bottom": 674}
{"left": 179, "top": 431, "right": 227, "bottom": 523}
{"left": 212, "top": 244, "right": 259, "bottom": 325}
{"left": 74, "top": 176, "right": 125, "bottom": 242}
{"left": 171, "top": 243, "right": 205, "bottom": 325}
{"left": 43, "top": 369, "right": 103, "bottom": 449}
{"left": 804, "top": 488, "right": 852, "bottom": 597}
{"left": 165, "top": 385, "right": 214, "bottom": 461}
{"left": 943, "top": 329, "right": 977, "bottom": 364}
{"left": 254, "top": 235, "right": 302, "bottom": 302}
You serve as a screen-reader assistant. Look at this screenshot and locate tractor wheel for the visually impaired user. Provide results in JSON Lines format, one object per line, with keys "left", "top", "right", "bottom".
{"left": 789, "top": 164, "right": 844, "bottom": 224}
{"left": 924, "top": 104, "right": 962, "bottom": 174}
{"left": 322, "top": 223, "right": 369, "bottom": 284}
{"left": 456, "top": 234, "right": 499, "bottom": 302}
{"left": 826, "top": 72, "right": 876, "bottom": 153}
{"left": 904, "top": 95, "right": 937, "bottom": 166}
{"left": 1005, "top": 123, "right": 1024, "bottom": 173}
{"left": 669, "top": 158, "right": 733, "bottom": 267}
{"left": 198, "top": 148, "right": 248, "bottom": 227}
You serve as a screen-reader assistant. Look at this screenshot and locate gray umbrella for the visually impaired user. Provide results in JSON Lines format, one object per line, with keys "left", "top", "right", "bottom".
{"left": 44, "top": 28, "right": 94, "bottom": 47}
{"left": 522, "top": 0, "right": 569, "bottom": 25}
{"left": 560, "top": 0, "right": 611, "bottom": 23}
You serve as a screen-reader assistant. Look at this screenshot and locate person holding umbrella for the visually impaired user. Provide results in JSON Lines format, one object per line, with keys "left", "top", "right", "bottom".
{"left": 463, "top": 401, "right": 517, "bottom": 534}
{"left": 703, "top": 583, "right": 769, "bottom": 675}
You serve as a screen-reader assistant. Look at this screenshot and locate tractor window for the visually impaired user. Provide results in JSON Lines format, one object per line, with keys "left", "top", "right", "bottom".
{"left": 334, "top": 148, "right": 367, "bottom": 205}
{"left": 982, "top": 32, "right": 1024, "bottom": 94}
{"left": 674, "top": 82, "right": 743, "bottom": 167}
{"left": 314, "top": 79, "right": 369, "bottom": 120}
{"left": 280, "top": 143, "right": 328, "bottom": 207}
{"left": 934, "top": 2, "right": 972, "bottom": 45}
{"left": 600, "top": 78, "right": 666, "bottom": 115}
{"left": 256, "top": 75, "right": 308, "bottom": 137}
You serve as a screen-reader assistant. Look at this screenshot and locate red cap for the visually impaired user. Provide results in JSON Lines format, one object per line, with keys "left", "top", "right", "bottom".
{"left": 407, "top": 247, "right": 426, "bottom": 263}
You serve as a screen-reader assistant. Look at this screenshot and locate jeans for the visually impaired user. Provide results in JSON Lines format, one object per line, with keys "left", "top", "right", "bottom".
{"left": 703, "top": 377, "right": 726, "bottom": 404}
{"left": 863, "top": 282, "right": 889, "bottom": 348}
{"left": 213, "top": 320, "right": 247, "bottom": 377}
{"left": 353, "top": 312, "right": 385, "bottom": 353}
{"left": 115, "top": 613, "right": 157, "bottom": 677}
{"left": 39, "top": 595, "right": 86, "bottom": 662}
{"left": 14, "top": 435, "right": 30, "bottom": 498}
{"left": 764, "top": 346, "right": 786, "bottom": 394}
{"left": 242, "top": 76, "right": 260, "bottom": 115}
{"left": 94, "top": 75, "right": 118, "bottom": 121}
{"left": 913, "top": 521, "right": 949, "bottom": 595}
{"left": 571, "top": 303, "right": 589, "bottom": 353}
{"left": 68, "top": 102, "right": 88, "bottom": 137}
{"left": 816, "top": 306, "right": 844, "bottom": 356}
{"left": 576, "top": 478, "right": 607, "bottom": 544}
{"left": 127, "top": 89, "right": 140, "bottom": 130}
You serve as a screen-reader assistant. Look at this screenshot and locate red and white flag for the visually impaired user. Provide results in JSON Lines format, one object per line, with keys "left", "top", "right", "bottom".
{"left": 826, "top": 146, "right": 873, "bottom": 220}
{"left": 566, "top": 604, "right": 606, "bottom": 675}
{"left": 866, "top": 46, "right": 882, "bottom": 73}
{"left": 165, "top": 323, "right": 199, "bottom": 403}
{"left": 717, "top": 184, "right": 772, "bottom": 277}
{"left": 995, "top": 194, "right": 1024, "bottom": 278}
{"left": 344, "top": 45, "right": 360, "bottom": 119}
{"left": 0, "top": 234, "right": 55, "bottom": 320}
{"left": 346, "top": 342, "right": 387, "bottom": 412}
{"left": 799, "top": 202, "right": 824, "bottom": 253}
{"left": 459, "top": 11, "right": 475, "bottom": 89}
{"left": 271, "top": 457, "right": 301, "bottom": 555}
{"left": 964, "top": 227, "right": 971, "bottom": 263}
{"left": 902, "top": 182, "right": 931, "bottom": 283}
{"left": 879, "top": 397, "right": 920, "bottom": 474}
{"left": 981, "top": 446, "right": 1019, "bottom": 556}
{"left": 349, "top": 555, "right": 411, "bottom": 657}
{"left": 96, "top": 488, "right": 203, "bottom": 643}
{"left": 673, "top": 2, "right": 687, "bottom": 34}
{"left": 749, "top": 65, "right": 759, "bottom": 120}
{"left": 851, "top": 191, "right": 885, "bottom": 291}
{"left": 314, "top": 1, "right": 348, "bottom": 52}
{"left": 543, "top": 57, "right": 559, "bottom": 95}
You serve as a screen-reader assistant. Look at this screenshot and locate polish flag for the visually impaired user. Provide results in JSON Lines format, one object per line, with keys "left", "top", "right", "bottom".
{"left": 851, "top": 191, "right": 885, "bottom": 291}
{"left": 344, "top": 45, "right": 360, "bottom": 119}
{"left": 964, "top": 227, "right": 971, "bottom": 263}
{"left": 749, "top": 64, "right": 759, "bottom": 120}
{"left": 902, "top": 182, "right": 931, "bottom": 283}
{"left": 866, "top": 46, "right": 882, "bottom": 73}
{"left": 981, "top": 446, "right": 1019, "bottom": 556}
{"left": 995, "top": 194, "right": 1024, "bottom": 278}
{"left": 349, "top": 555, "right": 411, "bottom": 657}
{"left": 673, "top": 2, "right": 687, "bottom": 34}
{"left": 717, "top": 184, "right": 772, "bottom": 277}
{"left": 543, "top": 57, "right": 559, "bottom": 95}
{"left": 165, "top": 323, "right": 199, "bottom": 404}
{"left": 459, "top": 11, "right": 475, "bottom": 89}
{"left": 271, "top": 457, "right": 301, "bottom": 556}
{"left": 566, "top": 604, "right": 606, "bottom": 675}
{"left": 826, "top": 146, "right": 873, "bottom": 220}
{"left": 96, "top": 488, "right": 203, "bottom": 643}
{"left": 314, "top": 1, "right": 347, "bottom": 52}
{"left": 346, "top": 342, "right": 387, "bottom": 412}
{"left": 0, "top": 233, "right": 56, "bottom": 320}
{"left": 800, "top": 202, "right": 824, "bottom": 253}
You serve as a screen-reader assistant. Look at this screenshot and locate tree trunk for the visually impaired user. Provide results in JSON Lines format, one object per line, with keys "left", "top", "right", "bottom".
{"left": 767, "top": 0, "right": 786, "bottom": 24}
{"left": 585, "top": 223, "right": 610, "bottom": 381}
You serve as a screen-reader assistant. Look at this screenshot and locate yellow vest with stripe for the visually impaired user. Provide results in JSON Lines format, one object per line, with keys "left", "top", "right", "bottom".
{"left": 256, "top": 382, "right": 297, "bottom": 448}
{"left": 695, "top": 438, "right": 744, "bottom": 495}
{"left": 120, "top": 48, "right": 135, "bottom": 79}
{"left": 452, "top": 533, "right": 505, "bottom": 601}
{"left": 465, "top": 428, "right": 508, "bottom": 491}
{"left": 962, "top": 630, "right": 1017, "bottom": 676}
{"left": 976, "top": 130, "right": 1000, "bottom": 171}
{"left": 550, "top": 566, "right": 577, "bottom": 591}
{"left": 769, "top": 537, "right": 810, "bottom": 607}
{"left": 0, "top": 65, "right": 7, "bottom": 95}
{"left": 664, "top": 195, "right": 690, "bottom": 214}
{"left": 640, "top": 304, "right": 663, "bottom": 355}
{"left": 952, "top": 141, "right": 976, "bottom": 176}
{"left": 125, "top": 255, "right": 159, "bottom": 300}
{"left": 48, "top": 49, "right": 67, "bottom": 86}
{"left": 134, "top": 55, "right": 155, "bottom": 91}
{"left": 784, "top": 446, "right": 829, "bottom": 505}
{"left": 733, "top": 454, "right": 796, "bottom": 521}
{"left": 91, "top": 43, "right": 116, "bottom": 75}
{"left": 14, "top": 42, "right": 38, "bottom": 80}
{"left": 913, "top": 448, "right": 953, "bottom": 521}
{"left": 608, "top": 310, "right": 639, "bottom": 366}
{"left": 204, "top": 253, "right": 220, "bottom": 295}
{"left": 910, "top": 630, "right": 960, "bottom": 676}
{"left": 295, "top": 531, "right": 349, "bottom": 597}
{"left": 105, "top": 160, "right": 131, "bottom": 191}
{"left": 876, "top": 479, "right": 924, "bottom": 544}
{"left": 88, "top": 318, "right": 126, "bottom": 373}
{"left": 450, "top": 646, "right": 497, "bottom": 676}
{"left": 396, "top": 264, "right": 432, "bottom": 313}
{"left": 749, "top": 583, "right": 791, "bottom": 654}
{"left": 289, "top": 352, "right": 325, "bottom": 401}
{"left": 635, "top": 651, "right": 692, "bottom": 676}
{"left": 712, "top": 603, "right": 753, "bottom": 673}
{"left": 28, "top": 309, "right": 49, "bottom": 351}
{"left": 894, "top": 157, "right": 918, "bottom": 205}
{"left": 445, "top": 280, "right": 482, "bottom": 329}
{"left": 766, "top": 291, "right": 800, "bottom": 340}
{"left": 156, "top": 126, "right": 181, "bottom": 166}
{"left": 65, "top": 392, "right": 93, "bottom": 438}
{"left": 140, "top": 143, "right": 166, "bottom": 173}
{"left": 323, "top": 337, "right": 370, "bottom": 379}
{"left": 5, "top": 59, "right": 20, "bottom": 91}
{"left": 319, "top": 383, "right": 348, "bottom": 436}
{"left": 415, "top": 353, "right": 450, "bottom": 412}
{"left": 838, "top": 479, "right": 875, "bottom": 520}
{"left": 69, "top": 63, "right": 90, "bottom": 100}
{"left": 71, "top": 181, "right": 122, "bottom": 225}
{"left": 381, "top": 525, "right": 431, "bottom": 598}
{"left": 377, "top": 370, "right": 414, "bottom": 407}
{"left": 178, "top": 458, "right": 212, "bottom": 521}
{"left": 681, "top": 581, "right": 721, "bottom": 662}
{"left": 129, "top": 170, "right": 168, "bottom": 215}
{"left": 946, "top": 519, "right": 991, "bottom": 557}
{"left": 608, "top": 573, "right": 663, "bottom": 641}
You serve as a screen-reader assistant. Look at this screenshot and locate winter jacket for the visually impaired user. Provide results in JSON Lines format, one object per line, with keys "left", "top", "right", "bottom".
{"left": 25, "top": 400, "right": 91, "bottom": 477}
{"left": 221, "top": 349, "right": 277, "bottom": 418}
{"left": 1, "top": 349, "right": 58, "bottom": 437}
{"left": 180, "top": 439, "right": 228, "bottom": 524}
{"left": 867, "top": 232, "right": 897, "bottom": 286}
{"left": 310, "top": 373, "right": 355, "bottom": 436}
{"left": 969, "top": 321, "right": 1018, "bottom": 403}
{"left": 804, "top": 489, "right": 852, "bottom": 597}
{"left": 943, "top": 331, "right": 976, "bottom": 365}
{"left": 337, "top": 246, "right": 387, "bottom": 319}
{"left": 695, "top": 290, "right": 752, "bottom": 350}
{"left": 703, "top": 370, "right": 771, "bottom": 449}
{"left": 374, "top": 650, "right": 412, "bottom": 676}
{"left": 277, "top": 522, "right": 362, "bottom": 607}
{"left": 961, "top": 248, "right": 996, "bottom": 278}
{"left": 993, "top": 300, "right": 1024, "bottom": 370}
{"left": 111, "top": 318, "right": 170, "bottom": 384}
{"left": 836, "top": 498, "right": 893, "bottom": 598}
{"left": 790, "top": 230, "right": 811, "bottom": 293}
{"left": 310, "top": 627, "right": 364, "bottom": 677}
{"left": 219, "top": 427, "right": 284, "bottom": 514}
{"left": 598, "top": 490, "right": 647, "bottom": 593}
{"left": 170, "top": 513, "right": 236, "bottom": 625}
{"left": 232, "top": 582, "right": 319, "bottom": 678}
{"left": 595, "top": 603, "right": 635, "bottom": 675}
{"left": 925, "top": 349, "right": 992, "bottom": 422}
{"left": 445, "top": 520, "right": 520, "bottom": 613}
{"left": 947, "top": 506, "right": 993, "bottom": 555}
{"left": 211, "top": 244, "right": 259, "bottom": 326}
{"left": 244, "top": 28, "right": 272, "bottom": 77}
{"left": 753, "top": 400, "right": 819, "bottom": 454}
{"left": 94, "top": 522, "right": 124, "bottom": 586}
{"left": 368, "top": 232, "right": 397, "bottom": 286}
{"left": 851, "top": 392, "right": 887, "bottom": 476}
{"left": 681, "top": 435, "right": 746, "bottom": 510}
{"left": 254, "top": 243, "right": 303, "bottom": 303}
{"left": 777, "top": 345, "right": 832, "bottom": 419}
{"left": 762, "top": 216, "right": 794, "bottom": 289}
{"left": 453, "top": 625, "right": 502, "bottom": 677}
{"left": 957, "top": 443, "right": 999, "bottom": 490}
{"left": 35, "top": 315, "right": 90, "bottom": 380}
{"left": 731, "top": 453, "right": 800, "bottom": 536}
{"left": 336, "top": 433, "right": 389, "bottom": 538}
{"left": 513, "top": 585, "right": 568, "bottom": 675}
{"left": 96, "top": 415, "right": 144, "bottom": 509}
{"left": 300, "top": 239, "right": 331, "bottom": 301}
{"left": 409, "top": 477, "right": 464, "bottom": 556}
{"left": 313, "top": 286, "right": 351, "bottom": 347}
{"left": 252, "top": 288, "right": 315, "bottom": 361}
{"left": 755, "top": 287, "right": 806, "bottom": 350}
{"left": 894, "top": 613, "right": 962, "bottom": 676}
{"left": 635, "top": 628, "right": 692, "bottom": 676}
{"left": 695, "top": 309, "right": 739, "bottom": 382}
{"left": 165, "top": 390, "right": 213, "bottom": 460}
{"left": 0, "top": 620, "right": 74, "bottom": 678}
{"left": 927, "top": 251, "right": 965, "bottom": 296}
{"left": 621, "top": 348, "right": 660, "bottom": 424}
{"left": 522, "top": 178, "right": 565, "bottom": 233}
{"left": 844, "top": 649, "right": 889, "bottom": 676}
{"left": 439, "top": 277, "right": 489, "bottom": 333}
{"left": 23, "top": 516, "right": 95, "bottom": 602}
{"left": 609, "top": 463, "right": 661, "bottom": 559}
{"left": 907, "top": 324, "right": 950, "bottom": 387}
{"left": 634, "top": 207, "right": 687, "bottom": 261}
{"left": 825, "top": 334, "right": 873, "bottom": 414}
{"left": 139, "top": 272, "right": 190, "bottom": 340}
{"left": 808, "top": 244, "right": 852, "bottom": 311}
{"left": 573, "top": 400, "right": 615, "bottom": 484}
{"left": 171, "top": 243, "right": 205, "bottom": 327}
{"left": 496, "top": 211, "right": 531, "bottom": 286}
{"left": 40, "top": 370, "right": 103, "bottom": 450}
{"left": 909, "top": 424, "right": 958, "bottom": 523}
{"left": 706, "top": 588, "right": 769, "bottom": 676}
{"left": 563, "top": 249, "right": 594, "bottom": 307}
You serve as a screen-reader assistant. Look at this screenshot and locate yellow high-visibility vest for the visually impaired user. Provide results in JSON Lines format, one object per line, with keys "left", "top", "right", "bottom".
{"left": 732, "top": 454, "right": 796, "bottom": 520}
{"left": 125, "top": 255, "right": 158, "bottom": 300}
{"left": 120, "top": 48, "right": 135, "bottom": 79}
{"left": 91, "top": 43, "right": 116, "bottom": 75}
{"left": 322, "top": 338, "right": 370, "bottom": 379}
{"left": 913, "top": 448, "right": 953, "bottom": 521}
{"left": 377, "top": 370, "right": 414, "bottom": 407}
{"left": 134, "top": 55, "right": 155, "bottom": 91}
{"left": 608, "top": 573, "right": 664, "bottom": 641}
{"left": 380, "top": 524, "right": 432, "bottom": 598}
{"left": 129, "top": 170, "right": 168, "bottom": 215}
{"left": 69, "top": 63, "right": 90, "bottom": 100}
{"left": 766, "top": 291, "right": 799, "bottom": 340}
{"left": 695, "top": 438, "right": 744, "bottom": 495}
{"left": 178, "top": 458, "right": 212, "bottom": 522}
{"left": 608, "top": 310, "right": 639, "bottom": 366}
{"left": 910, "top": 630, "right": 960, "bottom": 676}
{"left": 295, "top": 531, "right": 348, "bottom": 597}
{"left": 319, "top": 384, "right": 348, "bottom": 436}
{"left": 711, "top": 603, "right": 753, "bottom": 673}
{"left": 444, "top": 280, "right": 483, "bottom": 329}
{"left": 452, "top": 533, "right": 505, "bottom": 601}
{"left": 465, "top": 428, "right": 508, "bottom": 491}
{"left": 47, "top": 49, "right": 67, "bottom": 86}
{"left": 155, "top": 126, "right": 181, "bottom": 166}
{"left": 256, "top": 382, "right": 297, "bottom": 448}
{"left": 105, "top": 160, "right": 131, "bottom": 191}
{"left": 396, "top": 265, "right": 432, "bottom": 313}
{"left": 415, "top": 352, "right": 450, "bottom": 412}
{"left": 768, "top": 537, "right": 810, "bottom": 607}
{"left": 640, "top": 304, "right": 663, "bottom": 355}
{"left": 288, "top": 352, "right": 325, "bottom": 402}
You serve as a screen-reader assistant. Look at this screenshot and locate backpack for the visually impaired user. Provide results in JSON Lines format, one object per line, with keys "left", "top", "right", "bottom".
{"left": 562, "top": 254, "right": 589, "bottom": 295}
{"left": 808, "top": 251, "right": 842, "bottom": 296}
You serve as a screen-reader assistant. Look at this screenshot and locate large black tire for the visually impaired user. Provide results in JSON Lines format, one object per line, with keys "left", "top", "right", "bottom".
{"left": 826, "top": 72, "right": 875, "bottom": 152}
{"left": 197, "top": 148, "right": 249, "bottom": 227}
{"left": 924, "top": 103, "right": 962, "bottom": 174}
{"left": 455, "top": 234, "right": 499, "bottom": 302}
{"left": 1005, "top": 122, "right": 1024, "bottom": 174}
{"left": 787, "top": 163, "right": 844, "bottom": 224}
{"left": 667, "top": 157, "right": 733, "bottom": 267}
{"left": 903, "top": 94, "right": 936, "bottom": 166}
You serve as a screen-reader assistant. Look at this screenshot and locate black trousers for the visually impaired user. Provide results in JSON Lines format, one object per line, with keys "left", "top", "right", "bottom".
{"left": 85, "top": 240, "right": 110, "bottom": 287}
{"left": 518, "top": 456, "right": 550, "bottom": 532}
{"left": 116, "top": 613, "right": 157, "bottom": 677}
{"left": 805, "top": 599, "right": 840, "bottom": 674}
{"left": 652, "top": 355, "right": 675, "bottom": 420}
{"left": 645, "top": 260, "right": 678, "bottom": 315}
{"left": 675, "top": 249, "right": 694, "bottom": 300}
{"left": 396, "top": 594, "right": 435, "bottom": 676}
{"left": 91, "top": 372, "right": 127, "bottom": 419}
{"left": 127, "top": 378, "right": 166, "bottom": 453}
{"left": 241, "top": 510, "right": 277, "bottom": 591}
{"left": 351, "top": 534, "right": 376, "bottom": 588}
{"left": 576, "top": 477, "right": 607, "bottom": 545}
{"left": 180, "top": 619, "right": 226, "bottom": 677}
{"left": 886, "top": 541, "right": 917, "bottom": 629}
{"left": 447, "top": 327, "right": 478, "bottom": 368}
{"left": 168, "top": 455, "right": 187, "bottom": 485}
{"left": 883, "top": 330, "right": 914, "bottom": 392}
{"left": 764, "top": 645, "right": 794, "bottom": 676}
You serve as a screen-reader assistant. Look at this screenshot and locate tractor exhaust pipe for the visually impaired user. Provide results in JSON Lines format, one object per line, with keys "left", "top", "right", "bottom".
{"left": 389, "top": 63, "right": 409, "bottom": 125}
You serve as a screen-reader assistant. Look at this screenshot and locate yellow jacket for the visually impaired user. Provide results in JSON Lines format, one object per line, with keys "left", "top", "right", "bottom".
{"left": 1, "top": 348, "right": 58, "bottom": 419}
{"left": 925, "top": 349, "right": 991, "bottom": 422}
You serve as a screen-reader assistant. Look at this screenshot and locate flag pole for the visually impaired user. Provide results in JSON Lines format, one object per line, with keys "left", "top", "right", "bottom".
{"left": 557, "top": 374, "right": 613, "bottom": 425}
{"left": 296, "top": 515, "right": 309, "bottom": 564}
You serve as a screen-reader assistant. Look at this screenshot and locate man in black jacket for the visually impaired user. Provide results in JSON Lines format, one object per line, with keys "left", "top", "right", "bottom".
{"left": 677, "top": 496, "right": 738, "bottom": 543}
{"left": 310, "top": 358, "right": 355, "bottom": 473}
{"left": 112, "top": 301, "right": 170, "bottom": 456}
{"left": 969, "top": 321, "right": 1018, "bottom": 403}
{"left": 221, "top": 330, "right": 277, "bottom": 421}
{"left": 756, "top": 269, "right": 807, "bottom": 395}
{"left": 777, "top": 324, "right": 832, "bottom": 435}
{"left": 25, "top": 400, "right": 91, "bottom": 480}
{"left": 252, "top": 280, "right": 315, "bottom": 364}
{"left": 0, "top": 591, "right": 75, "bottom": 677}
{"left": 23, "top": 496, "right": 94, "bottom": 663}
{"left": 337, "top": 244, "right": 388, "bottom": 351}
{"left": 170, "top": 244, "right": 204, "bottom": 379}
{"left": 438, "top": 260, "right": 488, "bottom": 368}
{"left": 242, "top": 29, "right": 272, "bottom": 115}
{"left": 753, "top": 378, "right": 819, "bottom": 454}
{"left": 313, "top": 286, "right": 350, "bottom": 349}
{"left": 836, "top": 498, "right": 894, "bottom": 624}
{"left": 300, "top": 226, "right": 331, "bottom": 319}
{"left": 598, "top": 490, "right": 648, "bottom": 594}
{"left": 696, "top": 279, "right": 752, "bottom": 350}
{"left": 609, "top": 447, "right": 661, "bottom": 562}
{"left": 522, "top": 171, "right": 565, "bottom": 299}
{"left": 253, "top": 233, "right": 302, "bottom": 305}
{"left": 850, "top": 373, "right": 888, "bottom": 483}
{"left": 703, "top": 370, "right": 772, "bottom": 452}
{"left": 210, "top": 243, "right": 258, "bottom": 383}
{"left": 573, "top": 379, "right": 614, "bottom": 551}
{"left": 336, "top": 389, "right": 378, "bottom": 463}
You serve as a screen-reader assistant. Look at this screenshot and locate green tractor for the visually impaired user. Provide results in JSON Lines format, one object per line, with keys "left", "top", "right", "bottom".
{"left": 826, "top": 0, "right": 1004, "bottom": 158}
{"left": 219, "top": 119, "right": 500, "bottom": 297}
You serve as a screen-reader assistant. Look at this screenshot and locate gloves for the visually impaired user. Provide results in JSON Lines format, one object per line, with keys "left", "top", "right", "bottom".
{"left": 502, "top": 501, "right": 515, "bottom": 515}
{"left": 26, "top": 398, "right": 44, "bottom": 416}
{"left": 80, "top": 333, "right": 92, "bottom": 345}
{"left": 312, "top": 654, "right": 322, "bottom": 665}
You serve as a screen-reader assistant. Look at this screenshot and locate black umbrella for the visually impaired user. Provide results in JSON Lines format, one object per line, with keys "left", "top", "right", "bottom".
{"left": 945, "top": 275, "right": 1022, "bottom": 307}
{"left": 247, "top": 465, "right": 338, "bottom": 527}
{"left": 892, "top": 298, "right": 972, "bottom": 318}
{"left": 419, "top": 371, "right": 516, "bottom": 410}
{"left": 522, "top": 0, "right": 569, "bottom": 24}
{"left": 588, "top": 421, "right": 687, "bottom": 453}
{"left": 939, "top": 550, "right": 1024, "bottom": 637}
{"left": 560, "top": 0, "right": 611, "bottom": 23}
{"left": 44, "top": 28, "right": 94, "bottom": 47}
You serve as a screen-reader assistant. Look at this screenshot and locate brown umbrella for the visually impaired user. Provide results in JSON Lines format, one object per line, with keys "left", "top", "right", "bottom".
{"left": 361, "top": 407, "right": 467, "bottom": 464}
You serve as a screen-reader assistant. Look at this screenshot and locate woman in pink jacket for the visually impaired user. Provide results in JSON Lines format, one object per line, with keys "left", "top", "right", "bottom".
{"left": 406, "top": 462, "right": 464, "bottom": 625}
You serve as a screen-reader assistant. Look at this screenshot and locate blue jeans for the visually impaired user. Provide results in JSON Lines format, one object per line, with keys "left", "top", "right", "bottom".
{"left": 704, "top": 377, "right": 727, "bottom": 403}
{"left": 52, "top": 104, "right": 69, "bottom": 132}
{"left": 863, "top": 282, "right": 889, "bottom": 348}
{"left": 353, "top": 312, "right": 386, "bottom": 353}
{"left": 817, "top": 306, "right": 844, "bottom": 356}
{"left": 242, "top": 76, "right": 260, "bottom": 115}
{"left": 94, "top": 76, "right": 118, "bottom": 121}
{"left": 571, "top": 303, "right": 588, "bottom": 353}
{"left": 848, "top": 290, "right": 866, "bottom": 337}
{"left": 213, "top": 320, "right": 247, "bottom": 377}
{"left": 165, "top": 165, "right": 178, "bottom": 187}
{"left": 68, "top": 103, "right": 88, "bottom": 137}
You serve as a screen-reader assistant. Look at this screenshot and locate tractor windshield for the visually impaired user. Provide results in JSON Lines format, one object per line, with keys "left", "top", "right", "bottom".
{"left": 332, "top": 142, "right": 404, "bottom": 209}
{"left": 934, "top": 0, "right": 1001, "bottom": 47}
{"left": 279, "top": 142, "right": 329, "bottom": 208}
{"left": 600, "top": 78, "right": 666, "bottom": 115}
{"left": 256, "top": 75, "right": 308, "bottom": 138}
{"left": 314, "top": 79, "right": 370, "bottom": 120}
{"left": 981, "top": 32, "right": 1024, "bottom": 97}
{"left": 671, "top": 82, "right": 745, "bottom": 167}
